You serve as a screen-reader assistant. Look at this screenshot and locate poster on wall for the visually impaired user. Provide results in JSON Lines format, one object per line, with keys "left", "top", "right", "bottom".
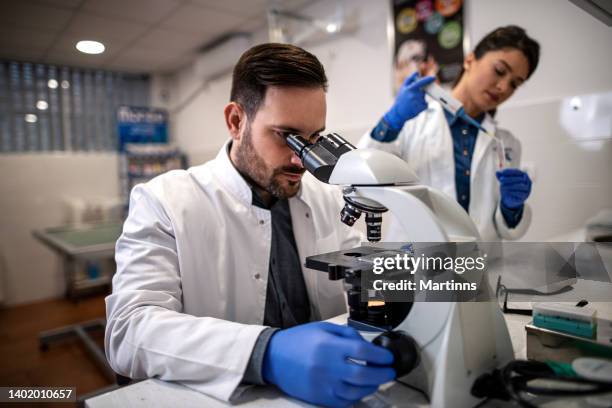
{"left": 392, "top": 0, "right": 465, "bottom": 92}
{"left": 116, "top": 106, "right": 168, "bottom": 151}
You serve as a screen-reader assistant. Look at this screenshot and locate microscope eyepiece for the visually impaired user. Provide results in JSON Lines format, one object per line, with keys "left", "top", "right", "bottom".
{"left": 285, "top": 133, "right": 309, "bottom": 157}
{"left": 284, "top": 132, "right": 355, "bottom": 184}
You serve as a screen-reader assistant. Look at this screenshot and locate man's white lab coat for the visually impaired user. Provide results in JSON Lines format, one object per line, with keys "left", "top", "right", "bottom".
{"left": 359, "top": 100, "right": 531, "bottom": 241}
{"left": 105, "top": 142, "right": 362, "bottom": 401}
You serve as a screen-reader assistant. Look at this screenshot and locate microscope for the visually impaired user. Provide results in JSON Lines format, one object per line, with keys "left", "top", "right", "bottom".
{"left": 286, "top": 133, "right": 514, "bottom": 408}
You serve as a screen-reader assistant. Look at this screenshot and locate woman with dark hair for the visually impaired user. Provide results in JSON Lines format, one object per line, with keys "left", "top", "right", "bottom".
{"left": 360, "top": 25, "right": 540, "bottom": 241}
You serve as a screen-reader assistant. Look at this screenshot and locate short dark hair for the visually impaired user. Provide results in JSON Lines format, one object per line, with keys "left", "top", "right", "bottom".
{"left": 230, "top": 43, "right": 328, "bottom": 120}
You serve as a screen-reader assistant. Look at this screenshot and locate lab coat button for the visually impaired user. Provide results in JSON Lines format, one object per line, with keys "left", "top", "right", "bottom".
{"left": 305, "top": 212, "right": 310, "bottom": 218}
{"left": 259, "top": 220, "right": 264, "bottom": 225}
{"left": 254, "top": 273, "right": 261, "bottom": 280}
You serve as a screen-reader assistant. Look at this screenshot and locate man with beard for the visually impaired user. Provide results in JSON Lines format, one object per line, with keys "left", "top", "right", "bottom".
{"left": 106, "top": 44, "right": 396, "bottom": 408}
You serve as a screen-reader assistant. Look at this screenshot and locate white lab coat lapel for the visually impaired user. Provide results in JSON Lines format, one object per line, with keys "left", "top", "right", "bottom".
{"left": 471, "top": 114, "right": 496, "bottom": 178}
{"left": 469, "top": 114, "right": 496, "bottom": 220}
{"left": 208, "top": 144, "right": 271, "bottom": 320}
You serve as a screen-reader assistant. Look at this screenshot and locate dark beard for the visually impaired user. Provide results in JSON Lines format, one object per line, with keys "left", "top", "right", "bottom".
{"left": 232, "top": 125, "right": 303, "bottom": 200}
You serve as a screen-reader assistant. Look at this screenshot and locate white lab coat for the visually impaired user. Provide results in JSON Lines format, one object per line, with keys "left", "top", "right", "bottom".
{"left": 359, "top": 100, "right": 531, "bottom": 241}
{"left": 105, "top": 142, "right": 362, "bottom": 401}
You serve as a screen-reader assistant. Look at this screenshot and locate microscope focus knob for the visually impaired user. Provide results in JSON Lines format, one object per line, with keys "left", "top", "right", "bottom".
{"left": 372, "top": 330, "right": 419, "bottom": 377}
{"left": 340, "top": 203, "right": 361, "bottom": 226}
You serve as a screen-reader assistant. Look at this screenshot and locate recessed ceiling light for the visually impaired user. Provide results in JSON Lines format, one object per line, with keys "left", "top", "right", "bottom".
{"left": 326, "top": 23, "right": 339, "bottom": 33}
{"left": 24, "top": 114, "right": 38, "bottom": 123}
{"left": 61, "top": 80, "right": 70, "bottom": 89}
{"left": 48, "top": 79, "right": 58, "bottom": 89}
{"left": 76, "top": 40, "right": 105, "bottom": 55}
{"left": 36, "top": 100, "right": 49, "bottom": 110}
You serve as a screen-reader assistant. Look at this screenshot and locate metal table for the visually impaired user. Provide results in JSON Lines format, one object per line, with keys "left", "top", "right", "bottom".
{"left": 33, "top": 222, "right": 122, "bottom": 299}
{"left": 33, "top": 222, "right": 123, "bottom": 384}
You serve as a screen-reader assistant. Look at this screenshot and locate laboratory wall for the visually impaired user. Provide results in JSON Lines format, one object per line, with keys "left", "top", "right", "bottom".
{"left": 3, "top": 0, "right": 610, "bottom": 306}
{"left": 0, "top": 154, "right": 120, "bottom": 305}
{"left": 151, "top": 0, "right": 394, "bottom": 165}
{"left": 150, "top": 73, "right": 233, "bottom": 166}
{"left": 153, "top": 0, "right": 612, "bottom": 241}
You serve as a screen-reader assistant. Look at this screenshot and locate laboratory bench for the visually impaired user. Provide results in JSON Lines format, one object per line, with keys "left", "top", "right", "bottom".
{"left": 84, "top": 303, "right": 612, "bottom": 408}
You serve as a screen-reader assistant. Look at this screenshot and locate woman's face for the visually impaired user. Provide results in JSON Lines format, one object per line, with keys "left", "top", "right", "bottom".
{"left": 462, "top": 48, "right": 530, "bottom": 112}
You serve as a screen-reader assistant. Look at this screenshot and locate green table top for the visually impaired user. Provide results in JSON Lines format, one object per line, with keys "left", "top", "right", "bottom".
{"left": 43, "top": 224, "right": 123, "bottom": 247}
{"left": 33, "top": 222, "right": 123, "bottom": 257}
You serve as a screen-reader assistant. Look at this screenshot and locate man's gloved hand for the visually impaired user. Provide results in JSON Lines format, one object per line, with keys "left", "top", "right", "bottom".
{"left": 383, "top": 72, "right": 435, "bottom": 131}
{"left": 496, "top": 168, "right": 532, "bottom": 209}
{"left": 262, "top": 321, "right": 396, "bottom": 408}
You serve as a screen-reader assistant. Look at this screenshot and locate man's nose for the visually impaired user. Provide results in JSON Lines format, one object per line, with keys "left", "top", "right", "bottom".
{"left": 290, "top": 151, "right": 303, "bottom": 167}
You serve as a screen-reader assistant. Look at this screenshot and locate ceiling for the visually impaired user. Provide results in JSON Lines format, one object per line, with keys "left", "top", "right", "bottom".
{"left": 0, "top": 0, "right": 313, "bottom": 74}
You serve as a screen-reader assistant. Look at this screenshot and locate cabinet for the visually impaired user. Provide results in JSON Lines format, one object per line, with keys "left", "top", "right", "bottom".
{"left": 120, "top": 143, "right": 185, "bottom": 204}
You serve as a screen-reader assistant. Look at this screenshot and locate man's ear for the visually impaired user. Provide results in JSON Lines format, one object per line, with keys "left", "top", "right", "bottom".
{"left": 224, "top": 102, "right": 246, "bottom": 142}
{"left": 464, "top": 52, "right": 475, "bottom": 72}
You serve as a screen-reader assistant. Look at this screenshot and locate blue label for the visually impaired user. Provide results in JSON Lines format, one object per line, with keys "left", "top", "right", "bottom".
{"left": 117, "top": 106, "right": 168, "bottom": 151}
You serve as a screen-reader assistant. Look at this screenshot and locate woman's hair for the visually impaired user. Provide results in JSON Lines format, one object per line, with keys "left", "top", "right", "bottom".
{"left": 454, "top": 25, "right": 540, "bottom": 86}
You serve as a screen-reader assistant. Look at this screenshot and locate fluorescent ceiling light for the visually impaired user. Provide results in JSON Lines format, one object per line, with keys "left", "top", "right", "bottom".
{"left": 61, "top": 80, "right": 70, "bottom": 89}
{"left": 24, "top": 114, "right": 38, "bottom": 123}
{"left": 36, "top": 100, "right": 48, "bottom": 110}
{"left": 76, "top": 40, "right": 105, "bottom": 54}
{"left": 48, "top": 79, "right": 58, "bottom": 89}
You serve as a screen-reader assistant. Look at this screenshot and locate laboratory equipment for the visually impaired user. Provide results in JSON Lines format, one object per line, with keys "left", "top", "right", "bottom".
{"left": 423, "top": 81, "right": 506, "bottom": 168}
{"left": 286, "top": 133, "right": 514, "bottom": 407}
{"left": 533, "top": 302, "right": 597, "bottom": 339}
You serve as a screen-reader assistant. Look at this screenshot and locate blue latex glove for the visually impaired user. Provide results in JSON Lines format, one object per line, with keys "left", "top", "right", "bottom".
{"left": 384, "top": 72, "right": 436, "bottom": 131}
{"left": 262, "top": 322, "right": 396, "bottom": 408}
{"left": 496, "top": 168, "right": 532, "bottom": 209}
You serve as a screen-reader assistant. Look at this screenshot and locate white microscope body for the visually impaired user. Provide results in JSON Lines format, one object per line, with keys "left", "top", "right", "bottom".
{"left": 287, "top": 134, "right": 514, "bottom": 408}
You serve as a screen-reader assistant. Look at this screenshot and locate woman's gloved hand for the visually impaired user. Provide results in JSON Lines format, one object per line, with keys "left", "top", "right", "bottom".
{"left": 384, "top": 72, "right": 436, "bottom": 131}
{"left": 262, "top": 321, "right": 396, "bottom": 408}
{"left": 496, "top": 168, "right": 532, "bottom": 209}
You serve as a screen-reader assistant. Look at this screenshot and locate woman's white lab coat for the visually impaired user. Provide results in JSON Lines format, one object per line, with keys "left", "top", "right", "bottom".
{"left": 359, "top": 100, "right": 531, "bottom": 241}
{"left": 105, "top": 142, "right": 361, "bottom": 401}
